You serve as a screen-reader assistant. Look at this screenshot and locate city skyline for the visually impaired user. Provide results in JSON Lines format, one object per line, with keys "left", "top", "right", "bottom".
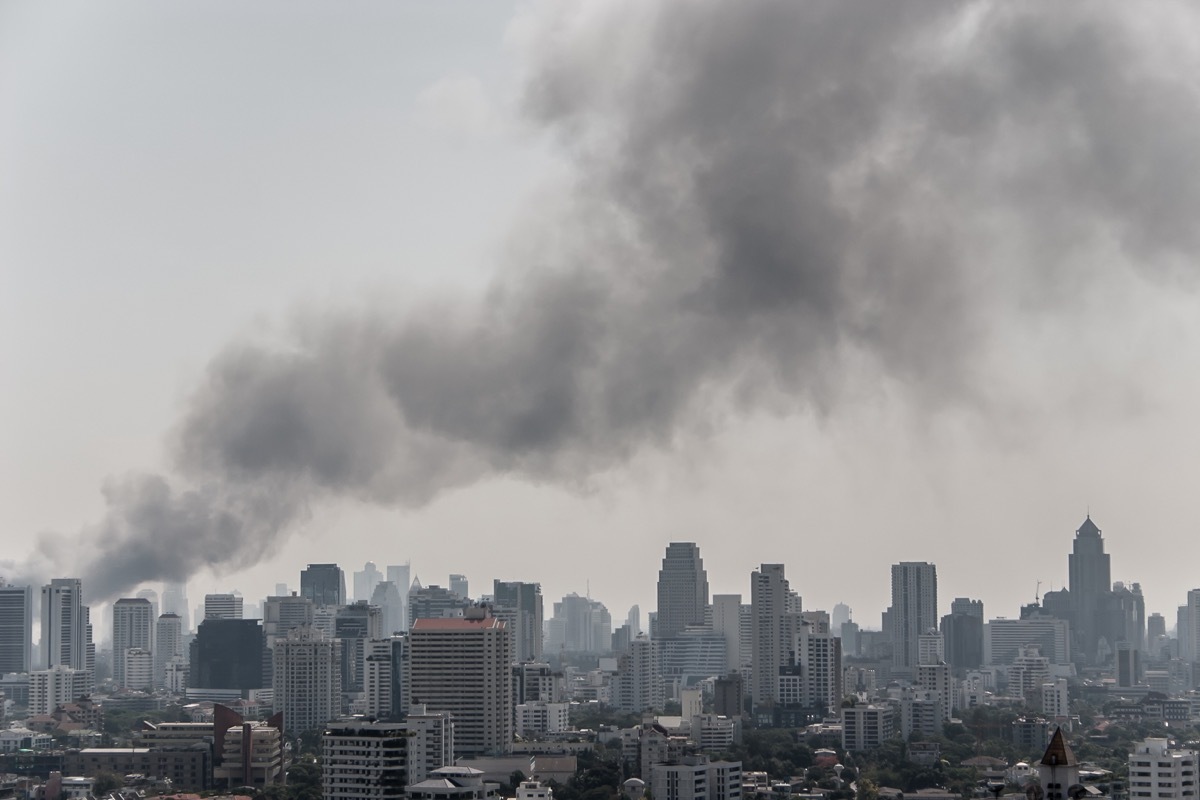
{"left": 6, "top": 2, "right": 1200, "bottom": 633}
{"left": 1, "top": 512, "right": 1185, "bottom": 651}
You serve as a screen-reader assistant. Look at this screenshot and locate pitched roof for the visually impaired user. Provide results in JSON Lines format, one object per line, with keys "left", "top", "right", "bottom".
{"left": 1040, "top": 728, "right": 1077, "bottom": 767}
{"left": 1076, "top": 515, "right": 1101, "bottom": 537}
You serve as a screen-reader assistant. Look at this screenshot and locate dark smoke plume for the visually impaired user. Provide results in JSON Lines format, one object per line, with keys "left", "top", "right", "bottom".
{"left": 12, "top": 1, "right": 1200, "bottom": 599}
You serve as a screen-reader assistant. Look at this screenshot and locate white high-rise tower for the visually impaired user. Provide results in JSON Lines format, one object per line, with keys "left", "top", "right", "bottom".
{"left": 112, "top": 598, "right": 154, "bottom": 688}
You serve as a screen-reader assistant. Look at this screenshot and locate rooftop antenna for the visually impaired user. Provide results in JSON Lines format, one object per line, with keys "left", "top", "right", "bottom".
{"left": 1035, "top": 580, "right": 1042, "bottom": 604}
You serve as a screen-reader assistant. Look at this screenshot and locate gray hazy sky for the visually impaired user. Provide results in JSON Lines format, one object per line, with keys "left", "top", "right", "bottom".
{"left": 4, "top": 1, "right": 1200, "bottom": 640}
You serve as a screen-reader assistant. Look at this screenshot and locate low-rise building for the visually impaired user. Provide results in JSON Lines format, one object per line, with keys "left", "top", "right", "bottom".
{"left": 841, "top": 705, "right": 894, "bottom": 752}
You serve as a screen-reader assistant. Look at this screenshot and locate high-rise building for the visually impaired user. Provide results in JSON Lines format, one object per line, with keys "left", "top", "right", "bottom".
{"left": 627, "top": 605, "right": 642, "bottom": 637}
{"left": 205, "top": 593, "right": 244, "bottom": 620}
{"left": 493, "top": 581, "right": 544, "bottom": 662}
{"left": 1127, "top": 738, "right": 1199, "bottom": 800}
{"left": 408, "top": 608, "right": 512, "bottom": 757}
{"left": 889, "top": 562, "right": 938, "bottom": 673}
{"left": 1069, "top": 515, "right": 1112, "bottom": 663}
{"left": 790, "top": 618, "right": 842, "bottom": 714}
{"left": 404, "top": 705, "right": 454, "bottom": 784}
{"left": 41, "top": 579, "right": 92, "bottom": 681}
{"left": 301, "top": 564, "right": 346, "bottom": 607}
{"left": 353, "top": 562, "right": 383, "bottom": 603}
{"left": 1182, "top": 590, "right": 1200, "bottom": 665}
{"left": 611, "top": 636, "right": 663, "bottom": 712}
{"left": 363, "top": 636, "right": 408, "bottom": 721}
{"left": 656, "top": 543, "right": 710, "bottom": 641}
{"left": 942, "top": 598, "right": 984, "bottom": 671}
{"left": 0, "top": 581, "right": 33, "bottom": 674}
{"left": 1147, "top": 613, "right": 1167, "bottom": 654}
{"left": 711, "top": 594, "right": 743, "bottom": 675}
{"left": 135, "top": 588, "right": 160, "bottom": 620}
{"left": 842, "top": 705, "right": 895, "bottom": 752}
{"left": 273, "top": 626, "right": 342, "bottom": 736}
{"left": 448, "top": 574, "right": 469, "bottom": 599}
{"left": 155, "top": 613, "right": 184, "bottom": 689}
{"left": 190, "top": 619, "right": 266, "bottom": 693}
{"left": 322, "top": 720, "right": 408, "bottom": 800}
{"left": 371, "top": 582, "right": 405, "bottom": 637}
{"left": 124, "top": 648, "right": 154, "bottom": 690}
{"left": 336, "top": 602, "right": 384, "bottom": 695}
{"left": 544, "top": 594, "right": 612, "bottom": 654}
{"left": 386, "top": 564, "right": 411, "bottom": 631}
{"left": 112, "top": 598, "right": 155, "bottom": 688}
{"left": 984, "top": 617, "right": 1071, "bottom": 665}
{"left": 408, "top": 584, "right": 471, "bottom": 627}
{"left": 29, "top": 665, "right": 89, "bottom": 714}
{"left": 162, "top": 581, "right": 190, "bottom": 633}
{"left": 263, "top": 594, "right": 315, "bottom": 645}
{"left": 750, "top": 564, "right": 801, "bottom": 712}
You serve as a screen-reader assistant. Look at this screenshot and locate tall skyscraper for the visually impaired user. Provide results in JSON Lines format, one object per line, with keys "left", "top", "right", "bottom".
{"left": 273, "top": 626, "right": 343, "bottom": 736}
{"left": 370, "top": 582, "right": 405, "bottom": 637}
{"left": 353, "top": 562, "right": 383, "bottom": 603}
{"left": 889, "top": 562, "right": 938, "bottom": 672}
{"left": 154, "top": 613, "right": 184, "bottom": 688}
{"left": 112, "top": 598, "right": 154, "bottom": 688}
{"left": 41, "top": 579, "right": 92, "bottom": 677}
{"left": 1184, "top": 590, "right": 1200, "bottom": 664}
{"left": 0, "top": 581, "right": 33, "bottom": 674}
{"left": 162, "top": 581, "right": 190, "bottom": 633}
{"left": 408, "top": 608, "right": 513, "bottom": 757}
{"left": 387, "top": 564, "right": 411, "bottom": 631}
{"left": 493, "top": 580, "right": 544, "bottom": 662}
{"left": 449, "top": 574, "right": 469, "bottom": 599}
{"left": 711, "top": 594, "right": 743, "bottom": 675}
{"left": 942, "top": 597, "right": 984, "bottom": 671}
{"left": 263, "top": 594, "right": 316, "bottom": 645}
{"left": 1068, "top": 515, "right": 1111, "bottom": 662}
{"left": 544, "top": 594, "right": 611, "bottom": 654}
{"left": 627, "top": 605, "right": 641, "bottom": 637}
{"left": 301, "top": 564, "right": 346, "bottom": 607}
{"left": 751, "top": 564, "right": 801, "bottom": 711}
{"left": 655, "top": 543, "right": 709, "bottom": 641}
{"left": 190, "top": 618, "right": 266, "bottom": 692}
{"left": 336, "top": 602, "right": 384, "bottom": 696}
{"left": 136, "top": 588, "right": 160, "bottom": 621}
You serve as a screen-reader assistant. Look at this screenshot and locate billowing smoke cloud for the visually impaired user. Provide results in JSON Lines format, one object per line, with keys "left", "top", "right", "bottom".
{"left": 14, "top": 1, "right": 1200, "bottom": 599}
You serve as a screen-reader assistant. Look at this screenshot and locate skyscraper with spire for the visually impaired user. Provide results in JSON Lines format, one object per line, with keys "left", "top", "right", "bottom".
{"left": 655, "top": 543, "right": 709, "bottom": 641}
{"left": 1068, "top": 515, "right": 1111, "bottom": 662}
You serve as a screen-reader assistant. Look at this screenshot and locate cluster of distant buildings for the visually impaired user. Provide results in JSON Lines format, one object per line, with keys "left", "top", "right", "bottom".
{"left": 4, "top": 515, "right": 1200, "bottom": 798}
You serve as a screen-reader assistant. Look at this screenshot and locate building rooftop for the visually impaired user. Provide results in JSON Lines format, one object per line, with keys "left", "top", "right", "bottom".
{"left": 412, "top": 616, "right": 504, "bottom": 631}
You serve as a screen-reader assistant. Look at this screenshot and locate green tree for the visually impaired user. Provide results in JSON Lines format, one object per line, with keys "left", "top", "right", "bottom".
{"left": 92, "top": 771, "right": 122, "bottom": 796}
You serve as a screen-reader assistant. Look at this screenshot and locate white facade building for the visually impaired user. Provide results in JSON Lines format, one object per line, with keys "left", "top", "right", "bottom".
{"left": 123, "top": 648, "right": 154, "bottom": 691}
{"left": 514, "top": 702, "right": 570, "bottom": 737}
{"left": 841, "top": 705, "right": 895, "bottom": 752}
{"left": 1128, "top": 738, "right": 1199, "bottom": 800}
{"left": 273, "top": 626, "right": 343, "bottom": 735}
{"left": 648, "top": 755, "right": 742, "bottom": 800}
{"left": 204, "top": 593, "right": 244, "bottom": 620}
{"left": 155, "top": 613, "right": 184, "bottom": 689}
{"left": 405, "top": 705, "right": 455, "bottom": 785}
{"left": 29, "top": 665, "right": 89, "bottom": 714}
